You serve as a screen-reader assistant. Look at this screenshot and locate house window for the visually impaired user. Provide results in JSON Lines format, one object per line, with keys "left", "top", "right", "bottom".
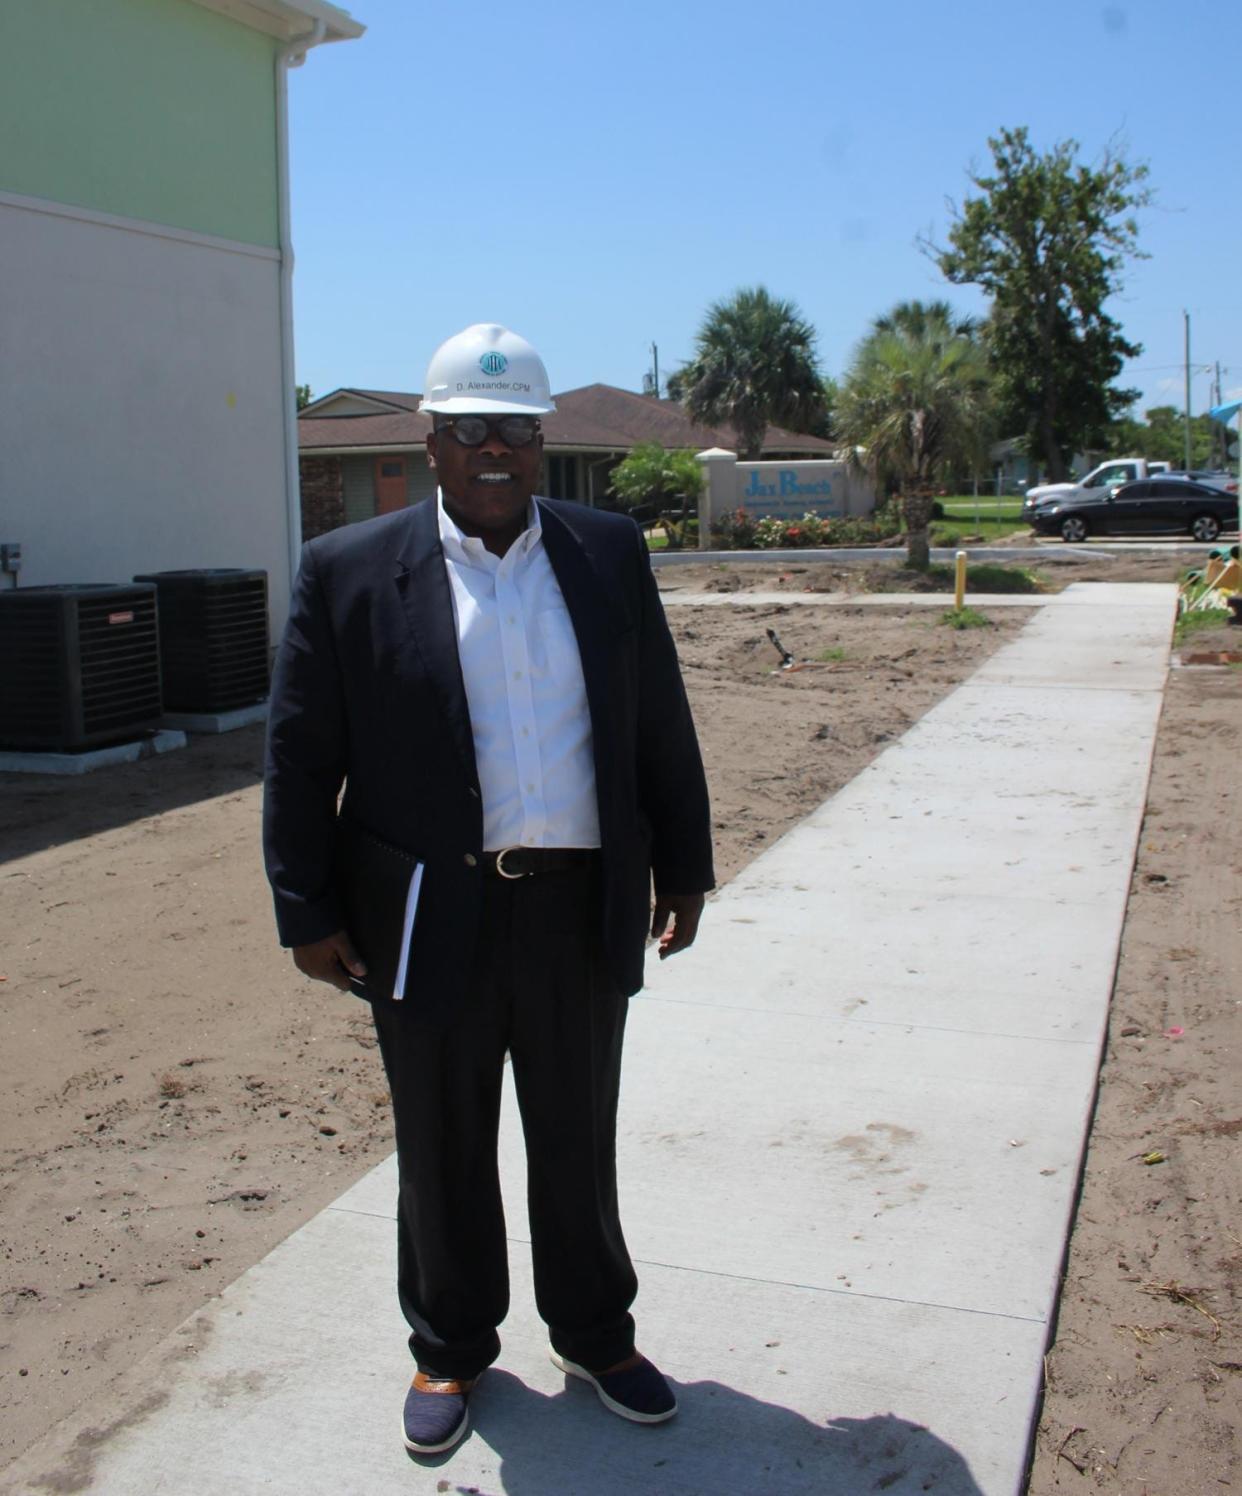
{"left": 545, "top": 455, "right": 578, "bottom": 501}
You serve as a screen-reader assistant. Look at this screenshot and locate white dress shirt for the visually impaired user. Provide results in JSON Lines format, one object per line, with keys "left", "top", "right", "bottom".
{"left": 437, "top": 491, "right": 600, "bottom": 851}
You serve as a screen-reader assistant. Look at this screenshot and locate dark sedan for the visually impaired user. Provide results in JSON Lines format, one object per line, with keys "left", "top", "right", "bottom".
{"left": 1029, "top": 477, "right": 1240, "bottom": 543}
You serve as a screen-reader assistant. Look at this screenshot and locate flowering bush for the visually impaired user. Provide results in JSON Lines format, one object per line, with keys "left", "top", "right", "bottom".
{"left": 710, "top": 507, "right": 759, "bottom": 549}
{"left": 752, "top": 516, "right": 790, "bottom": 548}
{"left": 711, "top": 506, "right": 903, "bottom": 550}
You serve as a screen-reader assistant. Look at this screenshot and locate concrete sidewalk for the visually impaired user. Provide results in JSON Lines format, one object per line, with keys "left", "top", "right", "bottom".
{"left": 3, "top": 583, "right": 1177, "bottom": 1496}
{"left": 659, "top": 590, "right": 1053, "bottom": 608}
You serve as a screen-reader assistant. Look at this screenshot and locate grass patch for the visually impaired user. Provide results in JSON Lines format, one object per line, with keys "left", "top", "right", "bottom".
{"left": 932, "top": 516, "right": 1030, "bottom": 544}
{"left": 1174, "top": 607, "right": 1231, "bottom": 643}
{"left": 939, "top": 498, "right": 1025, "bottom": 520}
{"left": 913, "top": 562, "right": 1047, "bottom": 594}
{"left": 815, "top": 646, "right": 846, "bottom": 662}
{"left": 940, "top": 606, "right": 993, "bottom": 630}
{"left": 933, "top": 497, "right": 1029, "bottom": 545}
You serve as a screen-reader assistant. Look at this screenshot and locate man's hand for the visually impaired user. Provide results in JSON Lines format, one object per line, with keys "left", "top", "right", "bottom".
{"left": 292, "top": 930, "right": 367, "bottom": 992}
{"left": 650, "top": 892, "right": 705, "bottom": 960}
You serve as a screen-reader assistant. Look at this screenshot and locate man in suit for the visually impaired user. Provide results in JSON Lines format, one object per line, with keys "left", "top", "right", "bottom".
{"left": 263, "top": 324, "right": 714, "bottom": 1456}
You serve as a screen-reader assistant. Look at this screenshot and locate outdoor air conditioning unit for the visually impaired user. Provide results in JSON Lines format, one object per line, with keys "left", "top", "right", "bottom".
{"left": 0, "top": 583, "right": 163, "bottom": 751}
{"left": 132, "top": 569, "right": 269, "bottom": 714}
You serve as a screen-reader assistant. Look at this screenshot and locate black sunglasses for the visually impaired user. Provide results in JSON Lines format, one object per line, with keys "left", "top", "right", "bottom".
{"left": 434, "top": 415, "right": 541, "bottom": 449}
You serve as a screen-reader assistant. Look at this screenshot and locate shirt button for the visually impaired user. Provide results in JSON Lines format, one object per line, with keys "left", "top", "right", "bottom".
{"left": 508, "top": 615, "right": 517, "bottom": 625}
{"left": 525, "top": 783, "right": 535, "bottom": 793}
{"left": 513, "top": 670, "right": 523, "bottom": 680}
{"left": 464, "top": 853, "right": 477, "bottom": 867}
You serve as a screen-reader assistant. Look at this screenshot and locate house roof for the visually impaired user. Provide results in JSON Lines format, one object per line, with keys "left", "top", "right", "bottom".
{"left": 298, "top": 384, "right": 837, "bottom": 457}
{"left": 187, "top": 0, "right": 364, "bottom": 44}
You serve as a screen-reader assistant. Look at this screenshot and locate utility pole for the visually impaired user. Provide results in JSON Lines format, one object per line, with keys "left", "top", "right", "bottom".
{"left": 651, "top": 342, "right": 660, "bottom": 400}
{"left": 1183, "top": 311, "right": 1192, "bottom": 471}
{"left": 1216, "top": 361, "right": 1225, "bottom": 468}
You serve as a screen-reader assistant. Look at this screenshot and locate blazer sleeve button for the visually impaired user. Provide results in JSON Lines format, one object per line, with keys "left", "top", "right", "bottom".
{"left": 464, "top": 853, "right": 478, "bottom": 867}
{"left": 468, "top": 787, "right": 480, "bottom": 799}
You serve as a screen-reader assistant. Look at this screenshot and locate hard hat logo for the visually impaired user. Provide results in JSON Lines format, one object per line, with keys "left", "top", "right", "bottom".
{"left": 479, "top": 352, "right": 509, "bottom": 376}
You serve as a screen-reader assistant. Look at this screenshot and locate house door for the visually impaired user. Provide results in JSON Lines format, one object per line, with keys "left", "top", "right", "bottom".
{"left": 374, "top": 456, "right": 407, "bottom": 515}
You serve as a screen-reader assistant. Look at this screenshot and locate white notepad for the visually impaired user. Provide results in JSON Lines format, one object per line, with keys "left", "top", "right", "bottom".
{"left": 391, "top": 861, "right": 424, "bottom": 1001}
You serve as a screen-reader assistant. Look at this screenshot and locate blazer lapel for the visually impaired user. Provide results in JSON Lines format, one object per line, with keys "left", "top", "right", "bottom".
{"left": 393, "top": 498, "right": 478, "bottom": 788}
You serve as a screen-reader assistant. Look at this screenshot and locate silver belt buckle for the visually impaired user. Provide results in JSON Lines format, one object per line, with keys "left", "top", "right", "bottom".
{"left": 494, "top": 847, "right": 527, "bottom": 880}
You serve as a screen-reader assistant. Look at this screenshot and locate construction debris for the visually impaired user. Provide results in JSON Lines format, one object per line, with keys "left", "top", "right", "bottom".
{"left": 1179, "top": 545, "right": 1241, "bottom": 617}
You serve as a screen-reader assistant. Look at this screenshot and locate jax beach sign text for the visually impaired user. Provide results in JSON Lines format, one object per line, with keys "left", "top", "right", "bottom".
{"left": 738, "top": 462, "right": 844, "bottom": 518}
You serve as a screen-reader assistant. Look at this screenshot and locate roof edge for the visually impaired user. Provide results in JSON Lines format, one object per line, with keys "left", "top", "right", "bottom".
{"left": 300, "top": 387, "right": 408, "bottom": 417}
{"left": 186, "top": 0, "right": 364, "bottom": 44}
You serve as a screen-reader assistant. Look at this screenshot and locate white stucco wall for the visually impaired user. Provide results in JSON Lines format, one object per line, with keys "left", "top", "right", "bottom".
{"left": 0, "top": 194, "right": 294, "bottom": 635}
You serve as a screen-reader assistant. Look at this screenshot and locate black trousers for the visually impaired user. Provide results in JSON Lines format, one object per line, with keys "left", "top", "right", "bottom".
{"left": 369, "top": 864, "right": 637, "bottom": 1381}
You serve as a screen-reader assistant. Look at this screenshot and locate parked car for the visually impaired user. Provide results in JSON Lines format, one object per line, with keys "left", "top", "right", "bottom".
{"left": 1028, "top": 477, "right": 1239, "bottom": 543}
{"left": 1022, "top": 457, "right": 1173, "bottom": 519}
{"left": 1174, "top": 469, "right": 1239, "bottom": 496}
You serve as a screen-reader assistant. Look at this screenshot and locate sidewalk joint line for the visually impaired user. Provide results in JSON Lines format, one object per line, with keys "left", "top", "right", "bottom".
{"left": 320, "top": 1207, "right": 1048, "bottom": 1326}
{"left": 618, "top": 1255, "right": 1048, "bottom": 1325}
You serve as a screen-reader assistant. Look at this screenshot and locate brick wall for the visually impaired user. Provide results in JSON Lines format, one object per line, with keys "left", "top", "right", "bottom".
{"left": 299, "top": 456, "right": 345, "bottom": 539}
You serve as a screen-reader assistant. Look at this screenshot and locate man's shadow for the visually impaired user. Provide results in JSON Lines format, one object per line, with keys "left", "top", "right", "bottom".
{"left": 424, "top": 1369, "right": 988, "bottom": 1496}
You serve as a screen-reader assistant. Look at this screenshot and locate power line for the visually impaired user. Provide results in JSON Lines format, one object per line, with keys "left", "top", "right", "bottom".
{"left": 1125, "top": 361, "right": 1215, "bottom": 374}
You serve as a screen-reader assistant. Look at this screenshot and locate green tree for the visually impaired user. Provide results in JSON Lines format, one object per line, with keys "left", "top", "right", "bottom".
{"left": 608, "top": 443, "right": 704, "bottom": 549}
{"left": 295, "top": 383, "right": 313, "bottom": 410}
{"left": 871, "top": 299, "right": 980, "bottom": 342}
{"left": 808, "top": 374, "right": 839, "bottom": 441}
{"left": 1106, "top": 405, "right": 1231, "bottom": 468}
{"left": 678, "top": 286, "right": 827, "bottom": 459}
{"left": 835, "top": 305, "right": 993, "bottom": 567}
{"left": 932, "top": 126, "right": 1149, "bottom": 481}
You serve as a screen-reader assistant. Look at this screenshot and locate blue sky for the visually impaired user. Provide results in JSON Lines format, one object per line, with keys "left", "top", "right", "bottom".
{"left": 288, "top": 0, "right": 1240, "bottom": 420}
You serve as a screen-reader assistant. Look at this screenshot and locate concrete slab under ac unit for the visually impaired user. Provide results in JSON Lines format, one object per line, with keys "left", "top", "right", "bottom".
{"left": 0, "top": 728, "right": 186, "bottom": 775}
{"left": 159, "top": 699, "right": 268, "bottom": 734}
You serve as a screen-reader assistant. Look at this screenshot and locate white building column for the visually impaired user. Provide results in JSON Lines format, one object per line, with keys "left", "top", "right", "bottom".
{"left": 695, "top": 447, "right": 738, "bottom": 551}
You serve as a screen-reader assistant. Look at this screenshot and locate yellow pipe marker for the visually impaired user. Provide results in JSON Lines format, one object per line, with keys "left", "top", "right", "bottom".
{"left": 954, "top": 550, "right": 967, "bottom": 611}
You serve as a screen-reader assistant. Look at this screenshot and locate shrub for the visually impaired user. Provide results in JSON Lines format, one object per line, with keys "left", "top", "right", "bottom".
{"left": 710, "top": 505, "right": 905, "bottom": 550}
{"left": 711, "top": 507, "right": 758, "bottom": 549}
{"left": 940, "top": 606, "right": 993, "bottom": 630}
{"left": 610, "top": 443, "right": 703, "bottom": 511}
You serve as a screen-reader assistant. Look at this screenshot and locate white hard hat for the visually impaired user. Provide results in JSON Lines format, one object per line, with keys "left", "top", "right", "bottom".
{"left": 419, "top": 323, "right": 556, "bottom": 416}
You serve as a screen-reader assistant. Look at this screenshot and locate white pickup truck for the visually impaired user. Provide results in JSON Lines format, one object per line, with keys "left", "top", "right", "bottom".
{"left": 1023, "top": 458, "right": 1173, "bottom": 518}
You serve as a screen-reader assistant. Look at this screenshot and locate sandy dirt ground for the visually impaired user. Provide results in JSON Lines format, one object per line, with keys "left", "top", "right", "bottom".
{"left": 1, "top": 549, "right": 1238, "bottom": 1492}
{"left": 1026, "top": 632, "right": 1242, "bottom": 1493}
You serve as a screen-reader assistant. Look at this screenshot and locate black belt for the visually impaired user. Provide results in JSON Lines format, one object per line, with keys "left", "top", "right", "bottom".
{"left": 482, "top": 847, "right": 600, "bottom": 880}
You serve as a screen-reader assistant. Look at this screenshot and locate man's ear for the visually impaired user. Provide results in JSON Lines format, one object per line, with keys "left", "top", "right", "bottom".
{"left": 425, "top": 430, "right": 437, "bottom": 470}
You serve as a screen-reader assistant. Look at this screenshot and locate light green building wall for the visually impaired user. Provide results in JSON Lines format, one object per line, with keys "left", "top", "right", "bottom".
{"left": 0, "top": 0, "right": 279, "bottom": 247}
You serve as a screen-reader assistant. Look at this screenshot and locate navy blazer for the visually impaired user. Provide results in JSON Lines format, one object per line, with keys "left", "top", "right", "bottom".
{"left": 262, "top": 496, "right": 714, "bottom": 1006}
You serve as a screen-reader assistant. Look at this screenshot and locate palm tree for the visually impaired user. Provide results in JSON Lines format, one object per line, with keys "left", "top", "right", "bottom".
{"left": 680, "top": 287, "right": 826, "bottom": 459}
{"left": 870, "top": 298, "right": 980, "bottom": 342}
{"left": 836, "top": 306, "right": 992, "bottom": 567}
